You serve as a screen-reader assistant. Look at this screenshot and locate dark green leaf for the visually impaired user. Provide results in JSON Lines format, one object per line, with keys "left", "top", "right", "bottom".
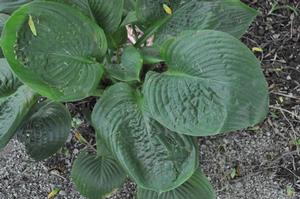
{"left": 120, "top": 11, "right": 138, "bottom": 27}
{"left": 143, "top": 30, "right": 269, "bottom": 136}
{"left": 0, "top": 13, "right": 9, "bottom": 57}
{"left": 17, "top": 100, "right": 71, "bottom": 160}
{"left": 49, "top": 0, "right": 124, "bottom": 33}
{"left": 92, "top": 83, "right": 198, "bottom": 192}
{"left": 0, "top": 0, "right": 31, "bottom": 13}
{"left": 106, "top": 46, "right": 143, "bottom": 81}
{"left": 71, "top": 151, "right": 126, "bottom": 199}
{"left": 107, "top": 26, "right": 128, "bottom": 49}
{"left": 0, "top": 58, "right": 37, "bottom": 149}
{"left": 154, "top": 0, "right": 258, "bottom": 43}
{"left": 137, "top": 168, "right": 216, "bottom": 199}
{"left": 1, "top": 1, "right": 107, "bottom": 102}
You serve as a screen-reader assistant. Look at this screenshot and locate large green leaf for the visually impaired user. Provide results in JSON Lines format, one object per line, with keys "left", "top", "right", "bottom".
{"left": 106, "top": 46, "right": 143, "bottom": 82}
{"left": 154, "top": 0, "right": 258, "bottom": 43}
{"left": 71, "top": 151, "right": 126, "bottom": 199}
{"left": 17, "top": 100, "right": 71, "bottom": 160}
{"left": 0, "top": 58, "right": 37, "bottom": 149}
{"left": 0, "top": 0, "right": 31, "bottom": 13}
{"left": 49, "top": 0, "right": 124, "bottom": 33}
{"left": 137, "top": 168, "right": 216, "bottom": 199}
{"left": 1, "top": 1, "right": 107, "bottom": 102}
{"left": 143, "top": 30, "right": 269, "bottom": 136}
{"left": 92, "top": 83, "right": 198, "bottom": 192}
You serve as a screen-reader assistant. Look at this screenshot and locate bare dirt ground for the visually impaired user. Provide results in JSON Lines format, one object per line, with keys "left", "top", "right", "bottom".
{"left": 0, "top": 0, "right": 300, "bottom": 198}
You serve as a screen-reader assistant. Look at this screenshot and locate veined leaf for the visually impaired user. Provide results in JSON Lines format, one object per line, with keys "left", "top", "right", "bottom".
{"left": 17, "top": 100, "right": 71, "bottom": 160}
{"left": 49, "top": 0, "right": 124, "bottom": 33}
{"left": 71, "top": 151, "right": 126, "bottom": 199}
{"left": 154, "top": 0, "right": 258, "bottom": 43}
{"left": 0, "top": 0, "right": 31, "bottom": 13}
{"left": 0, "top": 58, "right": 37, "bottom": 149}
{"left": 106, "top": 46, "right": 143, "bottom": 82}
{"left": 137, "top": 168, "right": 216, "bottom": 199}
{"left": 1, "top": 1, "right": 107, "bottom": 102}
{"left": 92, "top": 83, "right": 198, "bottom": 192}
{"left": 143, "top": 30, "right": 269, "bottom": 136}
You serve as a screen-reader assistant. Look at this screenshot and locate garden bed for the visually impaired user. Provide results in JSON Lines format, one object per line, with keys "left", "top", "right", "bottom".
{"left": 0, "top": 0, "right": 300, "bottom": 198}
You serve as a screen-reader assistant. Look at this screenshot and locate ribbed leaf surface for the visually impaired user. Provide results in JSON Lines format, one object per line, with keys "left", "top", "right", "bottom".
{"left": 1, "top": 1, "right": 107, "bottom": 102}
{"left": 49, "top": 0, "right": 124, "bottom": 33}
{"left": 0, "top": 13, "right": 9, "bottom": 57}
{"left": 71, "top": 151, "right": 126, "bottom": 199}
{"left": 137, "top": 168, "right": 216, "bottom": 199}
{"left": 0, "top": 0, "right": 31, "bottom": 13}
{"left": 106, "top": 46, "right": 143, "bottom": 81}
{"left": 92, "top": 83, "right": 198, "bottom": 192}
{"left": 154, "top": 0, "right": 258, "bottom": 43}
{"left": 143, "top": 30, "right": 269, "bottom": 136}
{"left": 17, "top": 100, "right": 71, "bottom": 160}
{"left": 0, "top": 59, "right": 37, "bottom": 149}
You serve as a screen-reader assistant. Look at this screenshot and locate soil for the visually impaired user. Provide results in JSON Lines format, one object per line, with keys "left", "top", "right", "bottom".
{"left": 1, "top": 0, "right": 300, "bottom": 198}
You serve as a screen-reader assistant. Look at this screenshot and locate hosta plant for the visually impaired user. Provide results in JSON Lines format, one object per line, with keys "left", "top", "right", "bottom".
{"left": 0, "top": 0, "right": 269, "bottom": 198}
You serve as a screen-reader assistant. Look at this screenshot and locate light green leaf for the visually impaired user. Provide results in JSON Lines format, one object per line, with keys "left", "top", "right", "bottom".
{"left": 0, "top": 0, "right": 31, "bottom": 13}
{"left": 154, "top": 0, "right": 258, "bottom": 43}
{"left": 106, "top": 46, "right": 143, "bottom": 81}
{"left": 120, "top": 11, "right": 138, "bottom": 27}
{"left": 0, "top": 59, "right": 37, "bottom": 149}
{"left": 137, "top": 168, "right": 216, "bottom": 199}
{"left": 139, "top": 47, "right": 164, "bottom": 64}
{"left": 1, "top": 1, "right": 107, "bottom": 102}
{"left": 143, "top": 30, "right": 269, "bottom": 136}
{"left": 71, "top": 151, "right": 126, "bottom": 199}
{"left": 17, "top": 100, "right": 71, "bottom": 160}
{"left": 92, "top": 83, "right": 198, "bottom": 192}
{"left": 49, "top": 0, "right": 124, "bottom": 33}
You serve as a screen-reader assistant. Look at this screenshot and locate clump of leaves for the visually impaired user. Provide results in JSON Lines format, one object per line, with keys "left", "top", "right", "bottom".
{"left": 0, "top": 0, "right": 269, "bottom": 199}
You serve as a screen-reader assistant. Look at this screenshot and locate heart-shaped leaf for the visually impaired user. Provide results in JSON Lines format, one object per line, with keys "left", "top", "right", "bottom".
{"left": 17, "top": 100, "right": 71, "bottom": 160}
{"left": 143, "top": 30, "right": 269, "bottom": 136}
{"left": 1, "top": 1, "right": 107, "bottom": 102}
{"left": 49, "top": 0, "right": 124, "bottom": 33}
{"left": 71, "top": 151, "right": 126, "bottom": 199}
{"left": 137, "top": 168, "right": 216, "bottom": 199}
{"left": 92, "top": 83, "right": 198, "bottom": 192}
{"left": 154, "top": 0, "right": 258, "bottom": 43}
{"left": 0, "top": 58, "right": 37, "bottom": 149}
{"left": 106, "top": 46, "right": 143, "bottom": 82}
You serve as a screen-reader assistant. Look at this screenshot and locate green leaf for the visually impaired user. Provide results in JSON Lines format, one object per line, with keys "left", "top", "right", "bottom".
{"left": 0, "top": 0, "right": 31, "bottom": 13}
{"left": 17, "top": 100, "right": 71, "bottom": 160}
{"left": 71, "top": 151, "right": 126, "bottom": 199}
{"left": 124, "top": 0, "right": 136, "bottom": 14}
{"left": 154, "top": 0, "right": 258, "bottom": 43}
{"left": 106, "top": 46, "right": 143, "bottom": 82}
{"left": 136, "top": 0, "right": 183, "bottom": 25}
{"left": 107, "top": 26, "right": 128, "bottom": 49}
{"left": 92, "top": 83, "right": 198, "bottom": 192}
{"left": 143, "top": 30, "right": 269, "bottom": 136}
{"left": 0, "top": 59, "right": 37, "bottom": 149}
{"left": 120, "top": 11, "right": 138, "bottom": 27}
{"left": 49, "top": 0, "right": 124, "bottom": 33}
{"left": 0, "top": 13, "right": 9, "bottom": 58}
{"left": 1, "top": 1, "right": 107, "bottom": 102}
{"left": 139, "top": 47, "right": 164, "bottom": 65}
{"left": 137, "top": 168, "right": 216, "bottom": 199}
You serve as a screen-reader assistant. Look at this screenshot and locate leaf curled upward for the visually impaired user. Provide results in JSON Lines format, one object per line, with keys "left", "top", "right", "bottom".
{"left": 28, "top": 15, "right": 37, "bottom": 36}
